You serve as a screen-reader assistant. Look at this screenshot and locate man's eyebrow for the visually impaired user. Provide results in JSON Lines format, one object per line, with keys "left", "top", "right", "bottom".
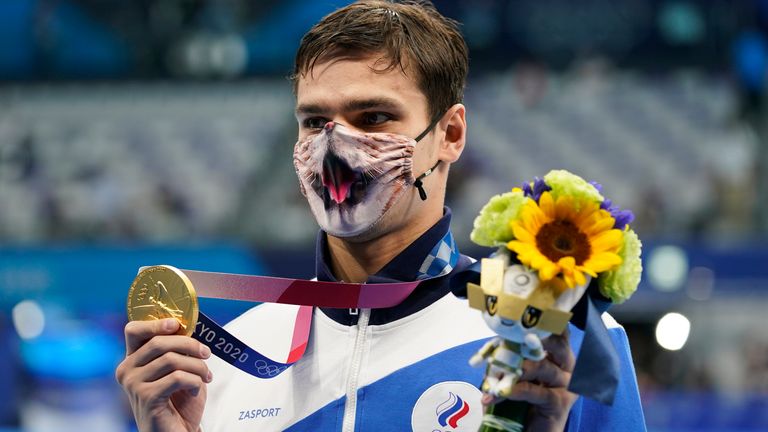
{"left": 295, "top": 103, "right": 326, "bottom": 115}
{"left": 341, "top": 97, "right": 402, "bottom": 112}
{"left": 295, "top": 97, "right": 403, "bottom": 115}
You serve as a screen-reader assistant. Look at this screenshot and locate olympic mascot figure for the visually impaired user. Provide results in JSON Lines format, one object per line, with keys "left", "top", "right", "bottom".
{"left": 468, "top": 256, "right": 589, "bottom": 398}
{"left": 466, "top": 253, "right": 589, "bottom": 432}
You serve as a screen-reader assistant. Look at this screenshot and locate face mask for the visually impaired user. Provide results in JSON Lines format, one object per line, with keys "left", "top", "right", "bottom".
{"left": 293, "top": 118, "right": 441, "bottom": 238}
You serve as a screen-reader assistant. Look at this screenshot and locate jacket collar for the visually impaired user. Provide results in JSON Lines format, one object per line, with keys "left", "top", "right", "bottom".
{"left": 315, "top": 207, "right": 466, "bottom": 326}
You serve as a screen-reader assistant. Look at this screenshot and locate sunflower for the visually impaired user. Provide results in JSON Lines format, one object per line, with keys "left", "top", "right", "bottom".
{"left": 507, "top": 191, "right": 623, "bottom": 289}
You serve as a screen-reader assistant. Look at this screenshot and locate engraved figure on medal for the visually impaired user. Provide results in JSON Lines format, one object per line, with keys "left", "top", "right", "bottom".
{"left": 133, "top": 280, "right": 187, "bottom": 331}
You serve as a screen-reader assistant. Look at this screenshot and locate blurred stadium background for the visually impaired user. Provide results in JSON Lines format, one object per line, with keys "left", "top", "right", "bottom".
{"left": 0, "top": 0, "right": 767, "bottom": 431}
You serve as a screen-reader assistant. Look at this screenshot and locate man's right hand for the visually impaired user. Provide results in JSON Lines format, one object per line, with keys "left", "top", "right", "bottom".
{"left": 115, "top": 318, "right": 212, "bottom": 432}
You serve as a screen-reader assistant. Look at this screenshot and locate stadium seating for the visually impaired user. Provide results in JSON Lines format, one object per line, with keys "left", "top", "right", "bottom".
{"left": 0, "top": 71, "right": 756, "bottom": 244}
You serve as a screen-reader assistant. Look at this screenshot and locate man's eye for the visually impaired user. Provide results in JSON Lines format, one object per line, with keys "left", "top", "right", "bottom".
{"left": 304, "top": 117, "right": 328, "bottom": 129}
{"left": 361, "top": 112, "right": 391, "bottom": 126}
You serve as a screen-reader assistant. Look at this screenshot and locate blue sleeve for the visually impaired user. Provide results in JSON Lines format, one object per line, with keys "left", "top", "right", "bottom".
{"left": 567, "top": 325, "right": 647, "bottom": 432}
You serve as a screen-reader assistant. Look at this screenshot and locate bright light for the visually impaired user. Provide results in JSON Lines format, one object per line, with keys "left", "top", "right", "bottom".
{"left": 12, "top": 300, "right": 45, "bottom": 340}
{"left": 655, "top": 312, "right": 690, "bottom": 351}
{"left": 648, "top": 245, "right": 689, "bottom": 292}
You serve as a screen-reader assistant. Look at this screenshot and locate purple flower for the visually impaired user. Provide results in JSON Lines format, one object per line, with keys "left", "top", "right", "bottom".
{"left": 601, "top": 198, "right": 635, "bottom": 230}
{"left": 521, "top": 177, "right": 551, "bottom": 202}
{"left": 589, "top": 181, "right": 604, "bottom": 193}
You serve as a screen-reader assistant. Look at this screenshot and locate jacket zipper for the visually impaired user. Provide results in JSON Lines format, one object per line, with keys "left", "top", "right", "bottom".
{"left": 341, "top": 308, "right": 370, "bottom": 432}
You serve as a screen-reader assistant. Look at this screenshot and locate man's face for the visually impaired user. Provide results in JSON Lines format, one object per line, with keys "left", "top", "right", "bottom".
{"left": 294, "top": 54, "right": 440, "bottom": 241}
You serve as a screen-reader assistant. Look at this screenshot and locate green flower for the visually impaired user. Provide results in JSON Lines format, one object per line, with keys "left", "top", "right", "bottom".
{"left": 470, "top": 190, "right": 527, "bottom": 247}
{"left": 544, "top": 170, "right": 603, "bottom": 210}
{"left": 598, "top": 228, "right": 643, "bottom": 303}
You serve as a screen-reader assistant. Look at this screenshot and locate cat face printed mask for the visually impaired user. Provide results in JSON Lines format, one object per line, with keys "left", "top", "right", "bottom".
{"left": 293, "top": 119, "right": 440, "bottom": 238}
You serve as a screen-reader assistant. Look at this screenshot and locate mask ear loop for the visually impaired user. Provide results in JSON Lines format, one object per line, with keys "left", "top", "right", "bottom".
{"left": 412, "top": 113, "right": 445, "bottom": 201}
{"left": 413, "top": 160, "right": 440, "bottom": 201}
{"left": 413, "top": 115, "right": 442, "bottom": 143}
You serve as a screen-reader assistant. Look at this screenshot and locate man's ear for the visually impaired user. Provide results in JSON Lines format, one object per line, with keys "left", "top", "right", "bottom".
{"left": 437, "top": 103, "right": 466, "bottom": 163}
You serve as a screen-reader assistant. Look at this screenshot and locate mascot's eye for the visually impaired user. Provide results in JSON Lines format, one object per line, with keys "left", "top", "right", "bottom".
{"left": 361, "top": 112, "right": 391, "bottom": 126}
{"left": 304, "top": 117, "right": 328, "bottom": 129}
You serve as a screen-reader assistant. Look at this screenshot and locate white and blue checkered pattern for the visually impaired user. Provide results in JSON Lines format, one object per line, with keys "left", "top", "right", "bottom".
{"left": 416, "top": 230, "right": 459, "bottom": 280}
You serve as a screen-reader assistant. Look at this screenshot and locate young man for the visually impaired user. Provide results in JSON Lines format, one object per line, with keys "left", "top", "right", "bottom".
{"left": 116, "top": 2, "right": 646, "bottom": 431}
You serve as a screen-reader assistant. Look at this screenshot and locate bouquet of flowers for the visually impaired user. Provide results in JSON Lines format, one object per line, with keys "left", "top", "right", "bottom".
{"left": 465, "top": 169, "right": 642, "bottom": 431}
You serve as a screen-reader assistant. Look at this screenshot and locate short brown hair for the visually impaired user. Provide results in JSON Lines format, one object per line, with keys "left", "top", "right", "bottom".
{"left": 291, "top": 0, "right": 468, "bottom": 121}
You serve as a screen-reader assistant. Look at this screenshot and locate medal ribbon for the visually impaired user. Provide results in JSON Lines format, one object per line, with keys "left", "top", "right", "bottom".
{"left": 186, "top": 271, "right": 422, "bottom": 307}
{"left": 186, "top": 230, "right": 458, "bottom": 379}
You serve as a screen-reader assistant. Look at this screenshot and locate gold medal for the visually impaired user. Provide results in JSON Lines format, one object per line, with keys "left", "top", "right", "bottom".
{"left": 127, "top": 265, "right": 199, "bottom": 336}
